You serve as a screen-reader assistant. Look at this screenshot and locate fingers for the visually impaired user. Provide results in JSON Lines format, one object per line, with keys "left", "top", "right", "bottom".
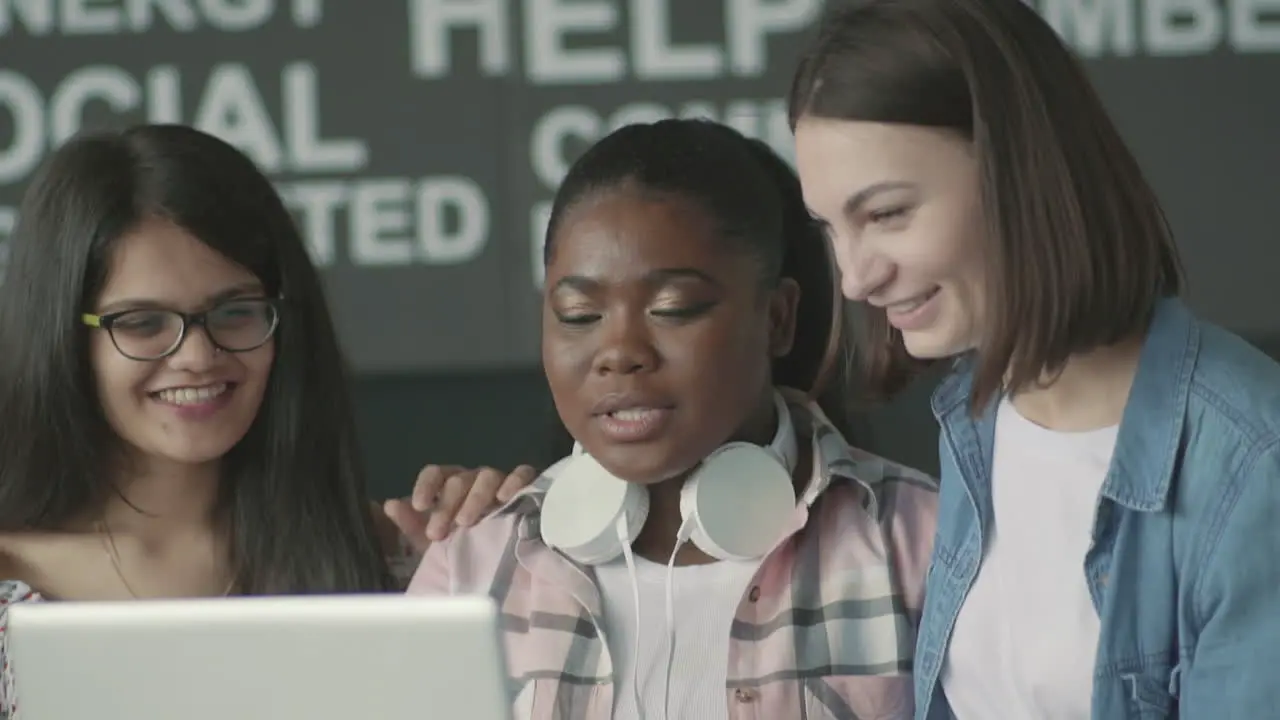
{"left": 411, "top": 464, "right": 466, "bottom": 511}
{"left": 425, "top": 474, "right": 471, "bottom": 541}
{"left": 382, "top": 498, "right": 430, "bottom": 554}
{"left": 497, "top": 465, "right": 539, "bottom": 503}
{"left": 411, "top": 463, "right": 542, "bottom": 542}
{"left": 453, "top": 467, "right": 508, "bottom": 528}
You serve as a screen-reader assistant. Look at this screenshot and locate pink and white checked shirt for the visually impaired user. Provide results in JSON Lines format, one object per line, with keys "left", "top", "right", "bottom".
{"left": 408, "top": 394, "right": 938, "bottom": 720}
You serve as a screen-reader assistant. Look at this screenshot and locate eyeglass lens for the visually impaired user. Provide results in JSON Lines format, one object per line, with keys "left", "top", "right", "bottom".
{"left": 109, "top": 299, "right": 277, "bottom": 360}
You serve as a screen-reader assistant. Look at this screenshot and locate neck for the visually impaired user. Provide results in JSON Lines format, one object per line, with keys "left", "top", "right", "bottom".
{"left": 633, "top": 391, "right": 779, "bottom": 566}
{"left": 99, "top": 455, "right": 223, "bottom": 540}
{"left": 1010, "top": 335, "right": 1144, "bottom": 431}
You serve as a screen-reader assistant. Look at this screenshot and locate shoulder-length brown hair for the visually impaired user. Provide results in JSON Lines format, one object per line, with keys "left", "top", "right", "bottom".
{"left": 788, "top": 0, "right": 1184, "bottom": 412}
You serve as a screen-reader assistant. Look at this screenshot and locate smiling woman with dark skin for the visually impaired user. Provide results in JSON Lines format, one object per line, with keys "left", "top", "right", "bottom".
{"left": 408, "top": 118, "right": 938, "bottom": 720}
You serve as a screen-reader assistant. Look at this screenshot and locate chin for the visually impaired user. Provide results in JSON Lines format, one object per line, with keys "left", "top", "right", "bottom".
{"left": 147, "top": 431, "right": 248, "bottom": 467}
{"left": 900, "top": 330, "right": 969, "bottom": 360}
{"left": 151, "top": 446, "right": 233, "bottom": 467}
{"left": 587, "top": 444, "right": 690, "bottom": 486}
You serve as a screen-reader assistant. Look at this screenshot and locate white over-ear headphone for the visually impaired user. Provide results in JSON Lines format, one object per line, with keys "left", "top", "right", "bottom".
{"left": 539, "top": 391, "right": 799, "bottom": 565}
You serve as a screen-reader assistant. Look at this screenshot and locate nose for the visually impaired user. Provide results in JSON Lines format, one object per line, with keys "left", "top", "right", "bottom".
{"left": 165, "top": 325, "right": 221, "bottom": 371}
{"left": 591, "top": 313, "right": 658, "bottom": 376}
{"left": 830, "top": 232, "right": 895, "bottom": 302}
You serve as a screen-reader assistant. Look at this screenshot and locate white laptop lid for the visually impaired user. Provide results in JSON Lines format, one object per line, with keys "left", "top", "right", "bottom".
{"left": 6, "top": 594, "right": 513, "bottom": 720}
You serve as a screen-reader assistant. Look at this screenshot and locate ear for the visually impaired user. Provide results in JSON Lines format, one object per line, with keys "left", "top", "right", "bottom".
{"left": 767, "top": 278, "right": 801, "bottom": 358}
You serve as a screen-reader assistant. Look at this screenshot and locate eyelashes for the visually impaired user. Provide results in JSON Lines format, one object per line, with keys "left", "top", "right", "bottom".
{"left": 553, "top": 302, "right": 717, "bottom": 327}
{"left": 868, "top": 206, "right": 911, "bottom": 224}
{"left": 554, "top": 312, "right": 598, "bottom": 325}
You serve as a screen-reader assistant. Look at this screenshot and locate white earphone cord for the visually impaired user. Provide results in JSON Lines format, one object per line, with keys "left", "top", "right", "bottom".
{"left": 662, "top": 517, "right": 695, "bottom": 720}
{"left": 552, "top": 393, "right": 798, "bottom": 718}
{"left": 615, "top": 514, "right": 695, "bottom": 720}
{"left": 615, "top": 516, "right": 645, "bottom": 718}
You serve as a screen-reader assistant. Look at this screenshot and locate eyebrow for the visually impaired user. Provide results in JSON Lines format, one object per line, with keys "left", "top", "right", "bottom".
{"left": 552, "top": 268, "right": 721, "bottom": 293}
{"left": 841, "top": 181, "right": 918, "bottom": 217}
{"left": 96, "top": 282, "right": 267, "bottom": 314}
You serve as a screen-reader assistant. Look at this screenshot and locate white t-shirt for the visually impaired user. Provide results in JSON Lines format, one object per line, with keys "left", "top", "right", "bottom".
{"left": 941, "top": 397, "right": 1118, "bottom": 719}
{"left": 594, "top": 554, "right": 760, "bottom": 720}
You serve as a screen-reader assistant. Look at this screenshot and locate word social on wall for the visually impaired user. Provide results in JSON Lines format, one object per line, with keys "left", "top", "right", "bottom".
{"left": 0, "top": 0, "right": 484, "bottom": 277}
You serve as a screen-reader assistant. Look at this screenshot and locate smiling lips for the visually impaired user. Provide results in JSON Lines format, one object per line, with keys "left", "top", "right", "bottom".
{"left": 884, "top": 287, "right": 940, "bottom": 331}
{"left": 153, "top": 382, "right": 229, "bottom": 406}
{"left": 151, "top": 382, "right": 235, "bottom": 421}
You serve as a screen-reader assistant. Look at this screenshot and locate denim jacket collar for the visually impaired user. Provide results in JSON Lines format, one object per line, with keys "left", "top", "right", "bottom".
{"left": 930, "top": 297, "right": 1200, "bottom": 513}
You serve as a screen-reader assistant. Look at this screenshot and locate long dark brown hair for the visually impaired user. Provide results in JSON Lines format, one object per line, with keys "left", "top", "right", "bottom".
{"left": 0, "top": 124, "right": 395, "bottom": 593}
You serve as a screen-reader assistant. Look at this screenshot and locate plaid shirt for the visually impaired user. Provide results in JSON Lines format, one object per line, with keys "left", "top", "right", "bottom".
{"left": 408, "top": 394, "right": 938, "bottom": 720}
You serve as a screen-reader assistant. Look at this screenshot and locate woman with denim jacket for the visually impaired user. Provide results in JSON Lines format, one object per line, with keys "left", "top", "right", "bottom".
{"left": 788, "top": 1, "right": 1280, "bottom": 718}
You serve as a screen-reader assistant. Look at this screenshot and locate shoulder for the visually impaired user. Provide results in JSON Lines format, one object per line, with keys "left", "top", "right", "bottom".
{"left": 818, "top": 447, "right": 939, "bottom": 549}
{"left": 796, "top": 394, "right": 938, "bottom": 532}
{"left": 809, "top": 463, "right": 937, "bottom": 600}
{"left": 405, "top": 506, "right": 527, "bottom": 595}
{"left": 406, "top": 465, "right": 566, "bottom": 595}
{"left": 799, "top": 405, "right": 938, "bottom": 614}
{"left": 1146, "top": 322, "right": 1280, "bottom": 610}
{"left": 807, "top": 400, "right": 939, "bottom": 525}
{"left": 450, "top": 510, "right": 527, "bottom": 557}
{"left": 1187, "top": 320, "right": 1280, "bottom": 444}
{"left": 1182, "top": 441, "right": 1280, "bottom": 666}
{"left": 1168, "top": 323, "right": 1280, "bottom": 524}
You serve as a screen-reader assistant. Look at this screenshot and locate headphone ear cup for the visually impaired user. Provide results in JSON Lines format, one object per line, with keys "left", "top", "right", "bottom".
{"left": 678, "top": 473, "right": 700, "bottom": 540}
{"left": 540, "top": 454, "right": 648, "bottom": 565}
{"left": 680, "top": 443, "right": 796, "bottom": 562}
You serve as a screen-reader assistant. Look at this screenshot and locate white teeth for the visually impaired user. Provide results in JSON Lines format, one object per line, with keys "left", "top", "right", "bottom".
{"left": 156, "top": 383, "right": 228, "bottom": 405}
{"left": 889, "top": 291, "right": 934, "bottom": 314}
{"left": 610, "top": 408, "right": 656, "bottom": 421}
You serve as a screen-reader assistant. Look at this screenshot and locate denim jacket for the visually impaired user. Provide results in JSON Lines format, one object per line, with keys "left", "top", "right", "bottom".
{"left": 915, "top": 298, "right": 1280, "bottom": 720}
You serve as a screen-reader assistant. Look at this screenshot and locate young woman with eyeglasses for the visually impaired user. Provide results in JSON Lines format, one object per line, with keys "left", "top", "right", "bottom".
{"left": 0, "top": 124, "right": 533, "bottom": 717}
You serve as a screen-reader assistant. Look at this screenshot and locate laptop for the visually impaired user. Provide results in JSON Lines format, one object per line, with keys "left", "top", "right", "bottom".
{"left": 5, "top": 594, "right": 513, "bottom": 720}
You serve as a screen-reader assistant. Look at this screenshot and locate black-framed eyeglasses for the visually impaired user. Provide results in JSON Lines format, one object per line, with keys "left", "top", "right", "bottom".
{"left": 82, "top": 297, "right": 281, "bottom": 361}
